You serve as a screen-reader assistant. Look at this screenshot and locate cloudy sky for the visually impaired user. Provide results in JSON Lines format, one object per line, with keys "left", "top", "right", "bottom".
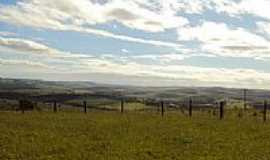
{"left": 0, "top": 0, "right": 270, "bottom": 89}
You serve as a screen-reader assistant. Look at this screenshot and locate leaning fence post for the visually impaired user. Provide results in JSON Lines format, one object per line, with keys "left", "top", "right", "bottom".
{"left": 189, "top": 98, "right": 192, "bottom": 117}
{"left": 83, "top": 101, "right": 87, "bottom": 113}
{"left": 220, "top": 101, "right": 224, "bottom": 120}
{"left": 263, "top": 100, "right": 267, "bottom": 122}
{"left": 161, "top": 101, "right": 164, "bottom": 117}
{"left": 53, "top": 101, "right": 57, "bottom": 113}
{"left": 121, "top": 99, "right": 124, "bottom": 113}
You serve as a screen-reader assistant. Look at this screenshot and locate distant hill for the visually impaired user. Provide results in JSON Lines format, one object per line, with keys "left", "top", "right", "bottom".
{"left": 0, "top": 78, "right": 97, "bottom": 90}
{"left": 0, "top": 77, "right": 270, "bottom": 104}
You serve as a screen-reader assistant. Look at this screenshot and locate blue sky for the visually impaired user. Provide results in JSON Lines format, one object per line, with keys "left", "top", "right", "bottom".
{"left": 0, "top": 0, "right": 270, "bottom": 89}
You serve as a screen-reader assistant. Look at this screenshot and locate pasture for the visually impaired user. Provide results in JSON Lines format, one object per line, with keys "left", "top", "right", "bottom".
{"left": 1, "top": 109, "right": 270, "bottom": 160}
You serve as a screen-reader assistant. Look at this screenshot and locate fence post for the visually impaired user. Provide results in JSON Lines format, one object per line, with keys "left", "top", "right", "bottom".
{"left": 83, "top": 101, "right": 87, "bottom": 113}
{"left": 161, "top": 101, "right": 164, "bottom": 117}
{"left": 263, "top": 100, "right": 267, "bottom": 122}
{"left": 157, "top": 100, "right": 160, "bottom": 113}
{"left": 212, "top": 102, "right": 218, "bottom": 116}
{"left": 220, "top": 101, "right": 224, "bottom": 120}
{"left": 20, "top": 100, "right": 24, "bottom": 114}
{"left": 53, "top": 101, "right": 57, "bottom": 113}
{"left": 189, "top": 98, "right": 192, "bottom": 117}
{"left": 243, "top": 89, "right": 247, "bottom": 111}
{"left": 121, "top": 99, "right": 124, "bottom": 113}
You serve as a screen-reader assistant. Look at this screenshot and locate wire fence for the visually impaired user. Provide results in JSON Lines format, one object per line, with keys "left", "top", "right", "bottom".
{"left": 0, "top": 89, "right": 269, "bottom": 121}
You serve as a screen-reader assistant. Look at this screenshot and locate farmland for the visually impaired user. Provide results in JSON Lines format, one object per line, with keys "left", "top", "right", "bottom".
{"left": 1, "top": 110, "right": 270, "bottom": 160}
{"left": 1, "top": 78, "right": 270, "bottom": 159}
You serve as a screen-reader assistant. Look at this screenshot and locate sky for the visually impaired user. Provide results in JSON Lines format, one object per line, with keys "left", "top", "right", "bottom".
{"left": 0, "top": 0, "right": 270, "bottom": 89}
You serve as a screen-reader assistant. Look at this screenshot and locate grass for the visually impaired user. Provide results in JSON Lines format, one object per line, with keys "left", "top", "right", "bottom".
{"left": 63, "top": 99, "right": 156, "bottom": 112}
{"left": 1, "top": 110, "right": 270, "bottom": 160}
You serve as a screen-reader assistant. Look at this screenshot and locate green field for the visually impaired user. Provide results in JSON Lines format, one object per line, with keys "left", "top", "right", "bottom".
{"left": 1, "top": 110, "right": 270, "bottom": 160}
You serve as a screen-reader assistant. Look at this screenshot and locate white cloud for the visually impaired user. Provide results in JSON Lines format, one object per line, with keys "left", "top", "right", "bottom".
{"left": 2, "top": 0, "right": 270, "bottom": 51}
{"left": 0, "top": 36, "right": 98, "bottom": 59}
{"left": 0, "top": 37, "right": 53, "bottom": 55}
{"left": 0, "top": 36, "right": 270, "bottom": 89}
{"left": 210, "top": 0, "right": 270, "bottom": 21}
{"left": 178, "top": 22, "right": 267, "bottom": 45}
{"left": 235, "top": 0, "right": 270, "bottom": 20}
{"left": 0, "top": 31, "right": 16, "bottom": 36}
{"left": 165, "top": 0, "right": 239, "bottom": 16}
{"left": 0, "top": 0, "right": 188, "bottom": 49}
{"left": 257, "top": 21, "right": 270, "bottom": 37}
{"left": 69, "top": 26, "right": 183, "bottom": 48}
{"left": 172, "top": 0, "right": 210, "bottom": 14}
{"left": 54, "top": 56, "right": 270, "bottom": 89}
{"left": 4, "top": 57, "right": 270, "bottom": 89}
{"left": 133, "top": 53, "right": 190, "bottom": 63}
{"left": 103, "top": 0, "right": 188, "bottom": 32}
{"left": 178, "top": 22, "right": 270, "bottom": 59}
{"left": 171, "top": 0, "right": 270, "bottom": 20}
{"left": 121, "top": 49, "right": 129, "bottom": 53}
{"left": 0, "top": 58, "right": 52, "bottom": 69}
{"left": 2, "top": 0, "right": 270, "bottom": 88}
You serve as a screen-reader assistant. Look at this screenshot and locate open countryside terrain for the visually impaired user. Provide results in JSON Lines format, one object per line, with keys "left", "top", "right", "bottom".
{"left": 1, "top": 78, "right": 270, "bottom": 159}
{"left": 1, "top": 111, "right": 270, "bottom": 160}
{"left": 2, "top": 0, "right": 270, "bottom": 159}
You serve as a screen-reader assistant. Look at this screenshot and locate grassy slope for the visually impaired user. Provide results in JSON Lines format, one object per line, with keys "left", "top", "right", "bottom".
{"left": 1, "top": 111, "right": 270, "bottom": 160}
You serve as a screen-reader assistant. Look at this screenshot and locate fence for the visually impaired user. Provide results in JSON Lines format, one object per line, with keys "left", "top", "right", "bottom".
{"left": 0, "top": 89, "right": 269, "bottom": 122}
{"left": 12, "top": 97, "right": 268, "bottom": 122}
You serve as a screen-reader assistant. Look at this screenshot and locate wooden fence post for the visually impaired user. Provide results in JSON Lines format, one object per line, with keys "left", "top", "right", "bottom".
{"left": 220, "top": 101, "right": 224, "bottom": 120}
{"left": 189, "top": 98, "right": 192, "bottom": 117}
{"left": 20, "top": 100, "right": 24, "bottom": 114}
{"left": 212, "top": 102, "right": 218, "bottom": 116}
{"left": 161, "top": 101, "right": 164, "bottom": 117}
{"left": 83, "top": 101, "right": 87, "bottom": 113}
{"left": 263, "top": 100, "right": 267, "bottom": 122}
{"left": 157, "top": 100, "right": 160, "bottom": 113}
{"left": 243, "top": 89, "right": 247, "bottom": 111}
{"left": 53, "top": 101, "right": 57, "bottom": 113}
{"left": 121, "top": 99, "right": 124, "bottom": 113}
